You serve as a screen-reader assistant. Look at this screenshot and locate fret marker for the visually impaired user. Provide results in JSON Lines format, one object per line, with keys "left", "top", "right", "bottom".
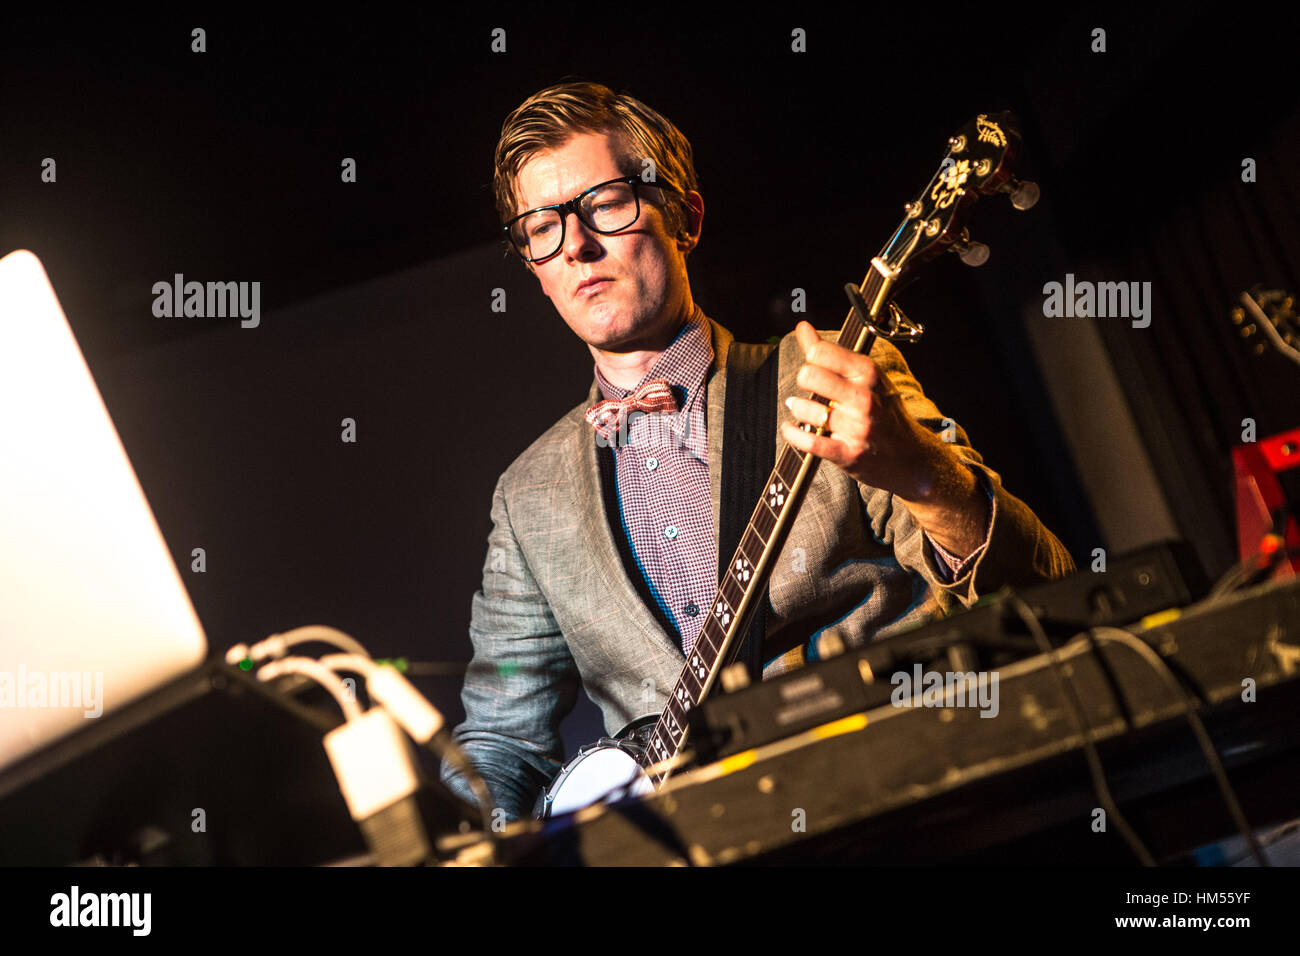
{"left": 768, "top": 480, "right": 787, "bottom": 509}
{"left": 734, "top": 556, "right": 752, "bottom": 583}
{"left": 714, "top": 599, "right": 732, "bottom": 629}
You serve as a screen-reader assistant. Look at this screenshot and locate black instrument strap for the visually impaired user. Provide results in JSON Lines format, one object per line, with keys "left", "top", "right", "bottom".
{"left": 717, "top": 340, "right": 781, "bottom": 683}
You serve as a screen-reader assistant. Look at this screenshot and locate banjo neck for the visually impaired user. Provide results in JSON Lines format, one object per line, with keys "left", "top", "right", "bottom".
{"left": 642, "top": 277, "right": 893, "bottom": 787}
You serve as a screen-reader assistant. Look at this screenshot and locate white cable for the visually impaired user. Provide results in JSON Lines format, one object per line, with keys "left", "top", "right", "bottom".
{"left": 234, "top": 634, "right": 494, "bottom": 842}
{"left": 319, "top": 654, "right": 382, "bottom": 678}
{"left": 226, "top": 625, "right": 371, "bottom": 666}
{"left": 317, "top": 654, "right": 444, "bottom": 743}
{"left": 255, "top": 656, "right": 364, "bottom": 721}
{"left": 1241, "top": 292, "right": 1300, "bottom": 368}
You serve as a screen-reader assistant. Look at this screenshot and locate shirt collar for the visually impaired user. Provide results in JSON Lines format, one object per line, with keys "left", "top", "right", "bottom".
{"left": 593, "top": 306, "right": 713, "bottom": 405}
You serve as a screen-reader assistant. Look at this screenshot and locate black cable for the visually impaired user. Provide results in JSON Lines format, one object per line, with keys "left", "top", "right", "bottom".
{"left": 424, "top": 730, "right": 499, "bottom": 852}
{"left": 1200, "top": 537, "right": 1298, "bottom": 606}
{"left": 1005, "top": 594, "right": 1157, "bottom": 866}
{"left": 1223, "top": 818, "right": 1299, "bottom": 866}
{"left": 1008, "top": 590, "right": 1270, "bottom": 866}
{"left": 1087, "top": 625, "right": 1268, "bottom": 867}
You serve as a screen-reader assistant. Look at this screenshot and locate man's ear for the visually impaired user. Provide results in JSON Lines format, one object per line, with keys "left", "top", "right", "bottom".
{"left": 677, "top": 190, "right": 704, "bottom": 254}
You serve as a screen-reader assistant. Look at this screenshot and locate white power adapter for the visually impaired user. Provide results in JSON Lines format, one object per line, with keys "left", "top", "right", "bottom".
{"left": 323, "top": 707, "right": 430, "bottom": 866}
{"left": 366, "top": 664, "right": 444, "bottom": 743}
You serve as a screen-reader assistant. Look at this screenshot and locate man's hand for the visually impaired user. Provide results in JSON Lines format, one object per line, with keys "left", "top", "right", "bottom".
{"left": 779, "top": 320, "right": 989, "bottom": 557}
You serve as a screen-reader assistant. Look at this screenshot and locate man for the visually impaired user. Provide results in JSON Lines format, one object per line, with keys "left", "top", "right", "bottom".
{"left": 440, "top": 81, "right": 1075, "bottom": 820}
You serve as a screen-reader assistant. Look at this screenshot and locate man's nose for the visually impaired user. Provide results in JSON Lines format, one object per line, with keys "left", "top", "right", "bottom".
{"left": 561, "top": 210, "right": 602, "bottom": 260}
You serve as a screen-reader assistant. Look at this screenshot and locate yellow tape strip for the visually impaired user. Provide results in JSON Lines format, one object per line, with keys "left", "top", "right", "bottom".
{"left": 715, "top": 750, "right": 757, "bottom": 775}
{"left": 810, "top": 713, "right": 869, "bottom": 739}
{"left": 687, "top": 712, "right": 872, "bottom": 786}
{"left": 1138, "top": 608, "right": 1182, "bottom": 630}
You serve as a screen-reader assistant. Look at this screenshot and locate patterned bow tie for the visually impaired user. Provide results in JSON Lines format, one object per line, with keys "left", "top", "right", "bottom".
{"left": 585, "top": 378, "right": 679, "bottom": 442}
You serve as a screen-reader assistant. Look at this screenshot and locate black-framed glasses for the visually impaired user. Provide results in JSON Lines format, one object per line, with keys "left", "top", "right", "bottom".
{"left": 503, "top": 175, "right": 677, "bottom": 263}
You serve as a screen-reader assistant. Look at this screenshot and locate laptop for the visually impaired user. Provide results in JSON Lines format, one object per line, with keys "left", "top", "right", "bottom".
{"left": 0, "top": 249, "right": 207, "bottom": 772}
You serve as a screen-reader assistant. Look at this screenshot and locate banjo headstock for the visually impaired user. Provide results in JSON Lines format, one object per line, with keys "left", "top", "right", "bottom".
{"left": 874, "top": 111, "right": 1036, "bottom": 285}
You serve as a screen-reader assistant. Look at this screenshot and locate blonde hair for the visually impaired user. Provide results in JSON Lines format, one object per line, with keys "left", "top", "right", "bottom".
{"left": 493, "top": 80, "right": 700, "bottom": 243}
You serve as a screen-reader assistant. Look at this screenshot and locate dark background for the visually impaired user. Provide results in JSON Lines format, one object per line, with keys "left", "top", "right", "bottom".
{"left": 3, "top": 4, "right": 1297, "bottom": 753}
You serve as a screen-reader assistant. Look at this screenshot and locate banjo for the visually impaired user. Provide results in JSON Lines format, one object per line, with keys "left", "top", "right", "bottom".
{"left": 535, "top": 112, "right": 1037, "bottom": 819}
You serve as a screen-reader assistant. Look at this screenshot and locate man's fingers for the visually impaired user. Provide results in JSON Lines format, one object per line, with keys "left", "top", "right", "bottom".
{"left": 785, "top": 395, "right": 866, "bottom": 433}
{"left": 793, "top": 320, "right": 820, "bottom": 356}
{"left": 790, "top": 321, "right": 873, "bottom": 382}
{"left": 795, "top": 320, "right": 878, "bottom": 385}
{"left": 794, "top": 363, "right": 876, "bottom": 413}
{"left": 781, "top": 419, "right": 834, "bottom": 458}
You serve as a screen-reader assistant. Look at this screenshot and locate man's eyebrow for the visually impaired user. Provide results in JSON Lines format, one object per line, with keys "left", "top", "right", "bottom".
{"left": 517, "top": 188, "right": 562, "bottom": 215}
{"left": 518, "top": 176, "right": 618, "bottom": 215}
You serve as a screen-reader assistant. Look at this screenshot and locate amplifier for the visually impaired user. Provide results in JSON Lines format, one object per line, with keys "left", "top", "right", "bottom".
{"left": 688, "top": 539, "right": 1207, "bottom": 763}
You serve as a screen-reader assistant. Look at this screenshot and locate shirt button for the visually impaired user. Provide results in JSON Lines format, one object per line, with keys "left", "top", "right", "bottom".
{"left": 646, "top": 457, "right": 659, "bottom": 471}
{"left": 664, "top": 525, "right": 678, "bottom": 540}
{"left": 683, "top": 602, "right": 700, "bottom": 617}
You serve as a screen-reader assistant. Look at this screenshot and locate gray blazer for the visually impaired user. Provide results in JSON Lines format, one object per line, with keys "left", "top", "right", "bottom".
{"left": 440, "top": 314, "right": 1076, "bottom": 817}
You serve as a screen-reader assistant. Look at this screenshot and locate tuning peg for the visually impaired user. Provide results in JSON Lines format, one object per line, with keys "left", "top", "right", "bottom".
{"left": 950, "top": 232, "right": 990, "bottom": 267}
{"left": 1001, "top": 178, "right": 1040, "bottom": 211}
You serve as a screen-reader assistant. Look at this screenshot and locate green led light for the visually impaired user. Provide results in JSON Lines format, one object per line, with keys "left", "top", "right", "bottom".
{"left": 238, "top": 658, "right": 253, "bottom": 671}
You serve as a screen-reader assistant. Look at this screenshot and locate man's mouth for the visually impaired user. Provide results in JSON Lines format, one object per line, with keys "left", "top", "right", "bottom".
{"left": 576, "top": 277, "right": 614, "bottom": 298}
